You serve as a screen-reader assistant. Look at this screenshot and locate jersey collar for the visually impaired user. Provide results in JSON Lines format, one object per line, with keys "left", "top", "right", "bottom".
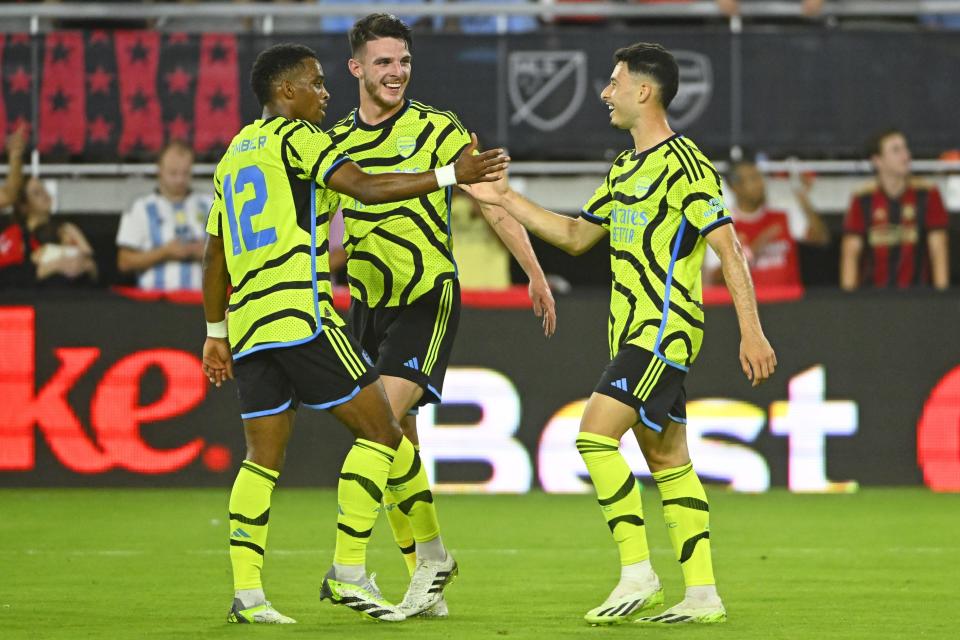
{"left": 353, "top": 99, "right": 411, "bottom": 131}
{"left": 632, "top": 132, "right": 682, "bottom": 163}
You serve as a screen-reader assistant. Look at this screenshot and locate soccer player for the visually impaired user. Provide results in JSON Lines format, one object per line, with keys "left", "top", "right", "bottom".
{"left": 326, "top": 13, "right": 557, "bottom": 617}
{"left": 464, "top": 43, "right": 777, "bottom": 626}
{"left": 201, "top": 43, "right": 506, "bottom": 624}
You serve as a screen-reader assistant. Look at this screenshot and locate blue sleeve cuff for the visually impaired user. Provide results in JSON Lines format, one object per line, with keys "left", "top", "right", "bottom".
{"left": 580, "top": 209, "right": 606, "bottom": 226}
{"left": 700, "top": 216, "right": 733, "bottom": 236}
{"left": 322, "top": 155, "right": 350, "bottom": 185}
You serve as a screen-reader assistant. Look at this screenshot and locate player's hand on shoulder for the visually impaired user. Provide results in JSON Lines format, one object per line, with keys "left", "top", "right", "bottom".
{"left": 739, "top": 333, "right": 776, "bottom": 387}
{"left": 453, "top": 132, "right": 510, "bottom": 185}
{"left": 202, "top": 337, "right": 233, "bottom": 388}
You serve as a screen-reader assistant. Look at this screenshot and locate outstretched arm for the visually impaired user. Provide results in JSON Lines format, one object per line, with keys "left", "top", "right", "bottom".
{"left": 705, "top": 224, "right": 777, "bottom": 387}
{"left": 327, "top": 132, "right": 508, "bottom": 205}
{"left": 477, "top": 201, "right": 557, "bottom": 336}
{"left": 463, "top": 179, "right": 606, "bottom": 256}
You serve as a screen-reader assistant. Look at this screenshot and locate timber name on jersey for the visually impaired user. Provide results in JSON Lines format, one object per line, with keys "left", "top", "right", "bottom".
{"left": 327, "top": 99, "right": 471, "bottom": 307}
{"left": 206, "top": 116, "right": 350, "bottom": 357}
{"left": 581, "top": 134, "right": 731, "bottom": 369}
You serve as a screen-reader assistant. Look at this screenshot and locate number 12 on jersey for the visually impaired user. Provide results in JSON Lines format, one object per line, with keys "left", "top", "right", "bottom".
{"left": 223, "top": 165, "right": 277, "bottom": 256}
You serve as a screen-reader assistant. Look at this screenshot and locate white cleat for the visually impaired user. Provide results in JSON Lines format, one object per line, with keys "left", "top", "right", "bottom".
{"left": 584, "top": 578, "right": 664, "bottom": 626}
{"left": 227, "top": 598, "right": 296, "bottom": 624}
{"left": 635, "top": 599, "right": 727, "bottom": 625}
{"left": 398, "top": 553, "right": 458, "bottom": 616}
{"left": 413, "top": 596, "right": 449, "bottom": 618}
{"left": 320, "top": 568, "right": 406, "bottom": 622}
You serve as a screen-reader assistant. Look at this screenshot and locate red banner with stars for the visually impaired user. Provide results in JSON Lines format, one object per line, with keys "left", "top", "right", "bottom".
{"left": 0, "top": 31, "right": 245, "bottom": 161}
{"left": 38, "top": 32, "right": 87, "bottom": 154}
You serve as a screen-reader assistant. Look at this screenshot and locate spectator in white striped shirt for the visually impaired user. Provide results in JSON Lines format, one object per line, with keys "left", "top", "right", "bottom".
{"left": 116, "top": 140, "right": 212, "bottom": 291}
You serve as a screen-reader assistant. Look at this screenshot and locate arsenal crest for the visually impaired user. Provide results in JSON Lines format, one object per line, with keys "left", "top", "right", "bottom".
{"left": 397, "top": 135, "right": 416, "bottom": 158}
{"left": 668, "top": 51, "right": 713, "bottom": 129}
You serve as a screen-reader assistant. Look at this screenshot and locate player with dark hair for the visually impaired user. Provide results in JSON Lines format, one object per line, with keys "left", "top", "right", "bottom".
{"left": 201, "top": 42, "right": 506, "bottom": 625}
{"left": 464, "top": 42, "right": 776, "bottom": 626}
{"left": 327, "top": 14, "right": 557, "bottom": 618}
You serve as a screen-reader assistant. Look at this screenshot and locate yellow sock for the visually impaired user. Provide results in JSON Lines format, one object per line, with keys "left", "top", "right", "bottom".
{"left": 387, "top": 438, "right": 441, "bottom": 565}
{"left": 652, "top": 462, "right": 715, "bottom": 586}
{"left": 228, "top": 460, "right": 279, "bottom": 591}
{"left": 334, "top": 439, "right": 396, "bottom": 566}
{"left": 384, "top": 493, "right": 417, "bottom": 575}
{"left": 576, "top": 433, "right": 649, "bottom": 565}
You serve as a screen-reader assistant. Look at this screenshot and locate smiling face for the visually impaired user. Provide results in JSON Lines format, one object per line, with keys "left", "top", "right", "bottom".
{"left": 285, "top": 57, "right": 330, "bottom": 125}
{"left": 599, "top": 62, "right": 648, "bottom": 130}
{"left": 350, "top": 37, "right": 411, "bottom": 114}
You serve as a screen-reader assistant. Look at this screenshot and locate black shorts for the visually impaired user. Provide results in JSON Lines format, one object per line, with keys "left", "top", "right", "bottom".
{"left": 594, "top": 345, "right": 687, "bottom": 432}
{"left": 347, "top": 279, "right": 460, "bottom": 407}
{"left": 233, "top": 325, "right": 378, "bottom": 419}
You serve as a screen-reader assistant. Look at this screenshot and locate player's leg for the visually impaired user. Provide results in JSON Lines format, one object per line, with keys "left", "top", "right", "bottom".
{"left": 578, "top": 392, "right": 663, "bottom": 625}
{"left": 280, "top": 328, "right": 406, "bottom": 621}
{"left": 227, "top": 354, "right": 297, "bottom": 624}
{"left": 634, "top": 388, "right": 726, "bottom": 625}
{"left": 379, "top": 376, "right": 425, "bottom": 577}
{"left": 379, "top": 376, "right": 455, "bottom": 616}
{"left": 356, "top": 280, "right": 460, "bottom": 616}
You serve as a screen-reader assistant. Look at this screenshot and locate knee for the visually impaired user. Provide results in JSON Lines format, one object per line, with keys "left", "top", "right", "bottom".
{"left": 245, "top": 444, "right": 285, "bottom": 473}
{"left": 360, "top": 416, "right": 403, "bottom": 450}
{"left": 641, "top": 442, "right": 688, "bottom": 473}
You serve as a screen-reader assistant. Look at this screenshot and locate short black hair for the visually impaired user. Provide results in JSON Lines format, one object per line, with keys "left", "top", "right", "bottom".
{"left": 250, "top": 43, "right": 319, "bottom": 107}
{"left": 866, "top": 127, "right": 905, "bottom": 158}
{"left": 613, "top": 42, "right": 679, "bottom": 110}
{"left": 349, "top": 13, "right": 412, "bottom": 57}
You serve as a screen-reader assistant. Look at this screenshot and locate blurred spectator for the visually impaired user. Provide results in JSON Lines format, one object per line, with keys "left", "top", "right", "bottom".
{"left": 445, "top": 0, "right": 539, "bottom": 33}
{"left": 0, "top": 125, "right": 27, "bottom": 211}
{"left": 704, "top": 159, "right": 829, "bottom": 288}
{"left": 449, "top": 188, "right": 512, "bottom": 289}
{"left": 716, "top": 0, "right": 823, "bottom": 18}
{"left": 840, "top": 129, "right": 950, "bottom": 291}
{"left": 319, "top": 0, "right": 434, "bottom": 33}
{"left": 0, "top": 177, "right": 97, "bottom": 288}
{"left": 116, "top": 140, "right": 211, "bottom": 291}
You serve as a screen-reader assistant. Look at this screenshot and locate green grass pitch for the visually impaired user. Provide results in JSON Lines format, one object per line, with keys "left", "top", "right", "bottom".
{"left": 2, "top": 488, "right": 957, "bottom": 639}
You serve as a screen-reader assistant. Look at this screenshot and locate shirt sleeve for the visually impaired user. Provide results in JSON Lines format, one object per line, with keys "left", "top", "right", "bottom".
{"left": 676, "top": 174, "right": 733, "bottom": 236}
{"left": 206, "top": 171, "right": 224, "bottom": 237}
{"left": 437, "top": 113, "right": 472, "bottom": 167}
{"left": 580, "top": 174, "right": 615, "bottom": 227}
{"left": 287, "top": 123, "right": 351, "bottom": 188}
{"left": 115, "top": 198, "right": 150, "bottom": 250}
{"left": 925, "top": 187, "right": 949, "bottom": 229}
{"left": 843, "top": 196, "right": 865, "bottom": 234}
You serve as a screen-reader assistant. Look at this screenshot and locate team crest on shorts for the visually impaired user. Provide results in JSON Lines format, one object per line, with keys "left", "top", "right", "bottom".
{"left": 397, "top": 136, "right": 416, "bottom": 158}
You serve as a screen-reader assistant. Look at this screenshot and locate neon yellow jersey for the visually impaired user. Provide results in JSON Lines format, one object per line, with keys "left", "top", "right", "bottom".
{"left": 326, "top": 100, "right": 471, "bottom": 307}
{"left": 206, "top": 116, "right": 349, "bottom": 357}
{"left": 581, "top": 134, "right": 732, "bottom": 369}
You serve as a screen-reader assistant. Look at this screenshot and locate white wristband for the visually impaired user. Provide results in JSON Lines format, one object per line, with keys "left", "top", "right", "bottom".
{"left": 206, "top": 320, "right": 228, "bottom": 339}
{"left": 435, "top": 164, "right": 457, "bottom": 188}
